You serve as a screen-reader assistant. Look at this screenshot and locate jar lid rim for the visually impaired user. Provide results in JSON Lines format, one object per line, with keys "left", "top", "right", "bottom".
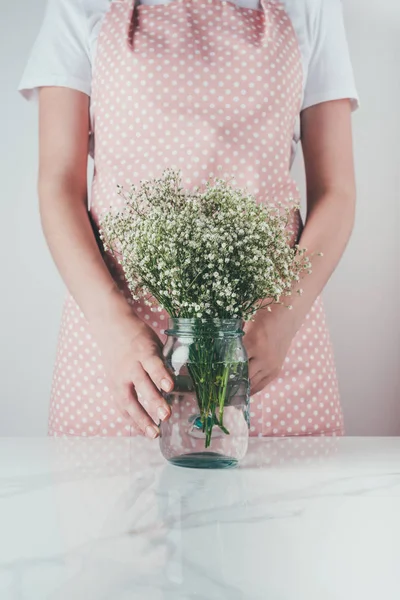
{"left": 167, "top": 316, "right": 242, "bottom": 321}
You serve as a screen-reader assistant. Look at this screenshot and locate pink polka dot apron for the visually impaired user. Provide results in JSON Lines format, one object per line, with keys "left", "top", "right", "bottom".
{"left": 48, "top": 0, "right": 344, "bottom": 438}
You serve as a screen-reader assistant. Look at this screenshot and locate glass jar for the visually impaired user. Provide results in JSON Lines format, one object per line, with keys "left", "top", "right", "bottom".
{"left": 159, "top": 317, "right": 250, "bottom": 469}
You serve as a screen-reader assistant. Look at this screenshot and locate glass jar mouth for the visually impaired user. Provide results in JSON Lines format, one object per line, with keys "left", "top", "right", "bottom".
{"left": 165, "top": 316, "right": 244, "bottom": 336}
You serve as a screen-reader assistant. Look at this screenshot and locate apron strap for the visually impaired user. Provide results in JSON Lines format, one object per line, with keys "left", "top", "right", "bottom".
{"left": 127, "top": 0, "right": 268, "bottom": 48}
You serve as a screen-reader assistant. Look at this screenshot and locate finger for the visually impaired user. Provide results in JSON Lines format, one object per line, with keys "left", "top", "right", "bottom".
{"left": 133, "top": 369, "right": 172, "bottom": 423}
{"left": 141, "top": 353, "right": 175, "bottom": 394}
{"left": 249, "top": 365, "right": 270, "bottom": 393}
{"left": 248, "top": 357, "right": 263, "bottom": 383}
{"left": 111, "top": 384, "right": 136, "bottom": 426}
{"left": 117, "top": 387, "right": 143, "bottom": 432}
{"left": 119, "top": 407, "right": 142, "bottom": 436}
{"left": 119, "top": 408, "right": 142, "bottom": 436}
{"left": 250, "top": 377, "right": 269, "bottom": 395}
{"left": 250, "top": 371, "right": 278, "bottom": 395}
{"left": 117, "top": 381, "right": 139, "bottom": 414}
{"left": 121, "top": 383, "right": 161, "bottom": 439}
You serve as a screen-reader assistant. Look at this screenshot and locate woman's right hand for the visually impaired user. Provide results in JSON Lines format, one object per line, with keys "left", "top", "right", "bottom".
{"left": 95, "top": 309, "right": 174, "bottom": 439}
{"left": 37, "top": 87, "right": 174, "bottom": 439}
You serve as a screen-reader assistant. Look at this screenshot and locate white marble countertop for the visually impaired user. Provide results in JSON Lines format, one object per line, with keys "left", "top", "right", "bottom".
{"left": 1, "top": 436, "right": 400, "bottom": 599}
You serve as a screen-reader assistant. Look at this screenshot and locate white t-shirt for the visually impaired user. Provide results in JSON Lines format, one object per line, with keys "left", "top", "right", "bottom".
{"left": 18, "top": 0, "right": 360, "bottom": 163}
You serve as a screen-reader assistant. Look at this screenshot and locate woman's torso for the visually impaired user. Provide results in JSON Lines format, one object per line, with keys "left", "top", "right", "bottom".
{"left": 84, "top": 0, "right": 314, "bottom": 166}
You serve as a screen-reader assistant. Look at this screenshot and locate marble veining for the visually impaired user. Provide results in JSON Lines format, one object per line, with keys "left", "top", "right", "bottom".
{"left": 1, "top": 437, "right": 400, "bottom": 599}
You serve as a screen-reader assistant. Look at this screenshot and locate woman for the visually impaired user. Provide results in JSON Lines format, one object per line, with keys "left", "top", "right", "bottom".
{"left": 19, "top": 0, "right": 359, "bottom": 439}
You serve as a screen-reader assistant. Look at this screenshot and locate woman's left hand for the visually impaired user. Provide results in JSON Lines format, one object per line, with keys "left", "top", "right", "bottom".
{"left": 243, "top": 101, "right": 357, "bottom": 397}
{"left": 242, "top": 305, "right": 297, "bottom": 395}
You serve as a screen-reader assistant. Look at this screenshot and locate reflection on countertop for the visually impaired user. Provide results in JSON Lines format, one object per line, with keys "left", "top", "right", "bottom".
{"left": 1, "top": 436, "right": 400, "bottom": 599}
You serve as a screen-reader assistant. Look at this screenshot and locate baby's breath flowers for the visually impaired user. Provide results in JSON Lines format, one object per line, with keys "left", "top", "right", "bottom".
{"left": 99, "top": 168, "right": 315, "bottom": 447}
{"left": 99, "top": 168, "right": 312, "bottom": 322}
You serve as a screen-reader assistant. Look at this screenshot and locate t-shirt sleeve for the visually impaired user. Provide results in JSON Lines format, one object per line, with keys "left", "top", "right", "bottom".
{"left": 302, "top": 0, "right": 359, "bottom": 112}
{"left": 18, "top": 0, "right": 91, "bottom": 101}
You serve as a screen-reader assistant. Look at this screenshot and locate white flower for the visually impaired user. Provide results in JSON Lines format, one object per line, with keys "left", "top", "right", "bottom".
{"left": 98, "top": 167, "right": 314, "bottom": 321}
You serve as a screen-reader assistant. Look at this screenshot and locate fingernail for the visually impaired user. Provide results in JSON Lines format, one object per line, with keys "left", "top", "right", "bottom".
{"left": 158, "top": 406, "right": 169, "bottom": 421}
{"left": 161, "top": 378, "right": 173, "bottom": 392}
{"left": 145, "top": 425, "right": 159, "bottom": 439}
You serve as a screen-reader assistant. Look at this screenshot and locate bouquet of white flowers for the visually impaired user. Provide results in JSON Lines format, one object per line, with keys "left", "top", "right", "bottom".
{"left": 99, "top": 168, "right": 315, "bottom": 449}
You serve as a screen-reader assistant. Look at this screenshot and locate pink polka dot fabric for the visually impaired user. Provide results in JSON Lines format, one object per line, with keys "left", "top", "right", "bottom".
{"left": 48, "top": 0, "right": 344, "bottom": 438}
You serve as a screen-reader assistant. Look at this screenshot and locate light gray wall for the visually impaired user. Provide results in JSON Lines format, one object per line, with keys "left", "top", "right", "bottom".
{"left": 1, "top": 0, "right": 399, "bottom": 436}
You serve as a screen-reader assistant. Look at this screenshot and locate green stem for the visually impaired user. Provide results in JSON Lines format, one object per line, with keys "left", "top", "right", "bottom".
{"left": 185, "top": 323, "right": 245, "bottom": 448}
{"left": 218, "top": 361, "right": 230, "bottom": 428}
